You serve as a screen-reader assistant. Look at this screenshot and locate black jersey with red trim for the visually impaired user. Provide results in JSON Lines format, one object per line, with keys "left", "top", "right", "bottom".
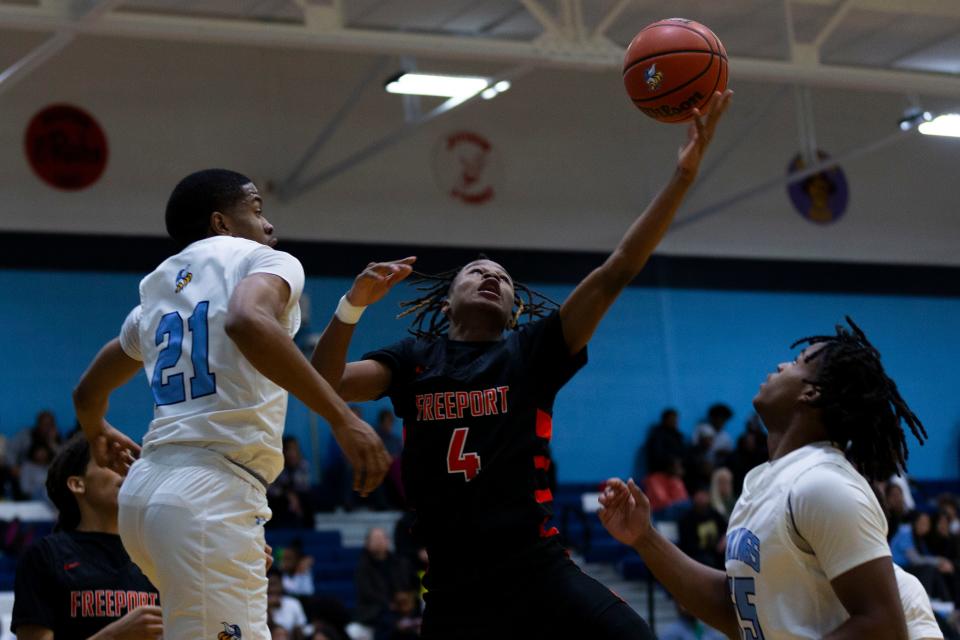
{"left": 363, "top": 311, "right": 586, "bottom": 589}
{"left": 12, "top": 531, "right": 159, "bottom": 637}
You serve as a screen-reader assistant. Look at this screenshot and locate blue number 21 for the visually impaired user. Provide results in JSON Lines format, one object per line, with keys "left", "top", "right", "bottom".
{"left": 729, "top": 576, "right": 765, "bottom": 640}
{"left": 151, "top": 301, "right": 217, "bottom": 406}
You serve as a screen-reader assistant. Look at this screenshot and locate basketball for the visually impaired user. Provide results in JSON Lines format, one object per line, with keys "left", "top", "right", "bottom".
{"left": 623, "top": 18, "right": 728, "bottom": 123}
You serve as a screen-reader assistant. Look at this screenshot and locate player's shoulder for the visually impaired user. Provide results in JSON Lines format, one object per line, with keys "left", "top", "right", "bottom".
{"left": 18, "top": 531, "right": 72, "bottom": 566}
{"left": 789, "top": 445, "right": 879, "bottom": 511}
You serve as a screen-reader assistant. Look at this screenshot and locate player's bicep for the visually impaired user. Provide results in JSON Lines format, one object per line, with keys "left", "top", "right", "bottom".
{"left": 228, "top": 273, "right": 290, "bottom": 323}
{"left": 830, "top": 556, "right": 907, "bottom": 637}
{"left": 13, "top": 625, "right": 53, "bottom": 640}
{"left": 339, "top": 360, "right": 392, "bottom": 402}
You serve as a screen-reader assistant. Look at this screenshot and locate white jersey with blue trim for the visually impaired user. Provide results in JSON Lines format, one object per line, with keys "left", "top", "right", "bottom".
{"left": 724, "top": 442, "right": 891, "bottom": 639}
{"left": 118, "top": 235, "right": 304, "bottom": 483}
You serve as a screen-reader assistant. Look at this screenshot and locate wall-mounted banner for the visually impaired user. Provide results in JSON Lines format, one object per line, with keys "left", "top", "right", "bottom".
{"left": 786, "top": 149, "right": 848, "bottom": 225}
{"left": 432, "top": 131, "right": 501, "bottom": 206}
{"left": 24, "top": 104, "right": 108, "bottom": 191}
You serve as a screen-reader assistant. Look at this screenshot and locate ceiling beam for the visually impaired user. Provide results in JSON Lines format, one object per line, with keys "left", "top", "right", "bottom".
{"left": 793, "top": 0, "right": 960, "bottom": 20}
{"left": 2, "top": 4, "right": 960, "bottom": 98}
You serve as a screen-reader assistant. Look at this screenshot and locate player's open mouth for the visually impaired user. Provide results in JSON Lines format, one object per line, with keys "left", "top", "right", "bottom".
{"left": 478, "top": 279, "right": 501, "bottom": 300}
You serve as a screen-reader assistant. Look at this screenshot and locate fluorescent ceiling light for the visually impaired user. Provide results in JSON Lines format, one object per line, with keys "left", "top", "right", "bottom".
{"left": 918, "top": 113, "right": 960, "bottom": 138}
{"left": 385, "top": 73, "right": 490, "bottom": 98}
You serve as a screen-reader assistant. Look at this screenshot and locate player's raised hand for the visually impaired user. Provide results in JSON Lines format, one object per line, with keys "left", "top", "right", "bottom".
{"left": 676, "top": 89, "right": 733, "bottom": 179}
{"left": 87, "top": 421, "right": 141, "bottom": 477}
{"left": 346, "top": 257, "right": 417, "bottom": 308}
{"left": 94, "top": 605, "right": 163, "bottom": 639}
{"left": 332, "top": 411, "right": 392, "bottom": 497}
{"left": 598, "top": 478, "right": 654, "bottom": 548}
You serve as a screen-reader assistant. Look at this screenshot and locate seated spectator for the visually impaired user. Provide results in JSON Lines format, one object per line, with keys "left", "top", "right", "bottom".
{"left": 373, "top": 409, "right": 404, "bottom": 510}
{"left": 376, "top": 410, "right": 402, "bottom": 459}
{"left": 886, "top": 483, "right": 910, "bottom": 541}
{"left": 678, "top": 486, "right": 727, "bottom": 570}
{"left": 889, "top": 468, "right": 917, "bottom": 512}
{"left": 659, "top": 601, "right": 726, "bottom": 640}
{"left": 7, "top": 410, "right": 62, "bottom": 469}
{"left": 640, "top": 408, "right": 685, "bottom": 477}
{"left": 938, "top": 495, "right": 960, "bottom": 536}
{"left": 268, "top": 436, "right": 316, "bottom": 527}
{"left": 390, "top": 589, "right": 421, "bottom": 639}
{"left": 268, "top": 570, "right": 308, "bottom": 636}
{"left": 12, "top": 435, "right": 162, "bottom": 639}
{"left": 682, "top": 428, "right": 714, "bottom": 495}
{"left": 18, "top": 440, "right": 55, "bottom": 502}
{"left": 355, "top": 527, "right": 416, "bottom": 640}
{"left": 280, "top": 541, "right": 316, "bottom": 597}
{"left": 709, "top": 467, "right": 736, "bottom": 519}
{"left": 643, "top": 458, "right": 689, "bottom": 513}
{"left": 693, "top": 403, "right": 734, "bottom": 466}
{"left": 927, "top": 510, "right": 960, "bottom": 568}
{"left": 891, "top": 511, "right": 958, "bottom": 607}
{"left": 726, "top": 415, "right": 768, "bottom": 495}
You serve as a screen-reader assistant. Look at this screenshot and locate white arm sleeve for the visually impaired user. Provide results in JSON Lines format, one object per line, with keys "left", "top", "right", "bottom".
{"left": 789, "top": 463, "right": 891, "bottom": 581}
{"left": 118, "top": 305, "right": 143, "bottom": 361}
{"left": 240, "top": 246, "right": 306, "bottom": 332}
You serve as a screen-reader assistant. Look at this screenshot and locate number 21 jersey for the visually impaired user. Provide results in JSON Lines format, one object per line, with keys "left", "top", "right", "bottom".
{"left": 118, "top": 235, "right": 304, "bottom": 483}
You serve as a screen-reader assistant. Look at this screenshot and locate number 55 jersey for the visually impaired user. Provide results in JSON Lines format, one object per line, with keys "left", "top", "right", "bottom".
{"left": 724, "top": 442, "right": 891, "bottom": 640}
{"left": 118, "top": 235, "right": 304, "bottom": 483}
{"left": 364, "top": 311, "right": 587, "bottom": 590}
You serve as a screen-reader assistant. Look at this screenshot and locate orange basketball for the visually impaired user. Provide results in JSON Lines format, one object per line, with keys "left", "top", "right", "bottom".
{"left": 623, "top": 18, "right": 728, "bottom": 123}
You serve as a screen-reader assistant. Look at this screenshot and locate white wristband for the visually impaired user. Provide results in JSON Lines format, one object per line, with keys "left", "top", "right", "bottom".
{"left": 335, "top": 294, "right": 366, "bottom": 325}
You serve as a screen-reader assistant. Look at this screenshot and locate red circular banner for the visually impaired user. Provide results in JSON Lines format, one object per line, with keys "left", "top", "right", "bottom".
{"left": 24, "top": 104, "right": 108, "bottom": 191}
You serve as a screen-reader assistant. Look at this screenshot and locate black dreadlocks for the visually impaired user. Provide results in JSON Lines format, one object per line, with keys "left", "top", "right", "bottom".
{"left": 397, "top": 260, "right": 558, "bottom": 338}
{"left": 792, "top": 316, "right": 927, "bottom": 482}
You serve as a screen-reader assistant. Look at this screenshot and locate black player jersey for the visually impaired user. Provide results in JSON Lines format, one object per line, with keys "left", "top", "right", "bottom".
{"left": 364, "top": 311, "right": 587, "bottom": 589}
{"left": 12, "top": 531, "right": 159, "bottom": 638}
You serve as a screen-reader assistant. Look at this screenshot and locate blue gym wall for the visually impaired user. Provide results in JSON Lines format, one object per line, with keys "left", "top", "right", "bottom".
{"left": 2, "top": 269, "right": 957, "bottom": 482}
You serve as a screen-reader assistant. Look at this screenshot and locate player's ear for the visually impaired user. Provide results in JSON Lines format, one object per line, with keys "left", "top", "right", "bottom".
{"left": 440, "top": 298, "right": 451, "bottom": 317}
{"left": 209, "top": 211, "right": 231, "bottom": 236}
{"left": 799, "top": 381, "right": 821, "bottom": 405}
{"left": 66, "top": 475, "right": 85, "bottom": 496}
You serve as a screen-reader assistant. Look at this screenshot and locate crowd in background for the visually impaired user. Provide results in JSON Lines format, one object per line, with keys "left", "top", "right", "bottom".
{"left": 4, "top": 404, "right": 960, "bottom": 638}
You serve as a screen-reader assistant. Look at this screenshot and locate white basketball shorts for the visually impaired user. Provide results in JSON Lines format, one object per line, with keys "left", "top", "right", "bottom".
{"left": 118, "top": 444, "right": 272, "bottom": 640}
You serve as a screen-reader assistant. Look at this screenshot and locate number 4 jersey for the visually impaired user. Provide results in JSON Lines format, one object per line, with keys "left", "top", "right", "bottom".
{"left": 364, "top": 312, "right": 586, "bottom": 590}
{"left": 724, "top": 442, "right": 891, "bottom": 639}
{"left": 118, "top": 236, "right": 304, "bottom": 483}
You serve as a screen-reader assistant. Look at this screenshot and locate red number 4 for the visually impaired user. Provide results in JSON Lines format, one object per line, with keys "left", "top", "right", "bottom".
{"left": 447, "top": 427, "right": 481, "bottom": 481}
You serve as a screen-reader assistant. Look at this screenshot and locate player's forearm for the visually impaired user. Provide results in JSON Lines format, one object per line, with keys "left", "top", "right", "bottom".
{"left": 604, "top": 168, "right": 693, "bottom": 286}
{"left": 310, "top": 316, "right": 357, "bottom": 392}
{"left": 825, "top": 614, "right": 908, "bottom": 640}
{"left": 73, "top": 338, "right": 141, "bottom": 437}
{"left": 559, "top": 170, "right": 693, "bottom": 353}
{"left": 226, "top": 310, "right": 352, "bottom": 426}
{"left": 632, "top": 527, "right": 739, "bottom": 637}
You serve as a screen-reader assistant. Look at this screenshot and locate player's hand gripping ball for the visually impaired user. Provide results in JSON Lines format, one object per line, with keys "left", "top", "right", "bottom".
{"left": 623, "top": 18, "right": 729, "bottom": 123}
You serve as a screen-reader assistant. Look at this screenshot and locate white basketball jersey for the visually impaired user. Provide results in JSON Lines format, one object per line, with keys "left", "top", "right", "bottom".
{"left": 725, "top": 442, "right": 891, "bottom": 639}
{"left": 118, "top": 235, "right": 304, "bottom": 483}
{"left": 896, "top": 565, "right": 944, "bottom": 640}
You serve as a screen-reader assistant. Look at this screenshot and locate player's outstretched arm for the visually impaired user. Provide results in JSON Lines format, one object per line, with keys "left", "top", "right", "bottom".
{"left": 599, "top": 478, "right": 739, "bottom": 638}
{"left": 310, "top": 257, "right": 416, "bottom": 402}
{"left": 825, "top": 558, "right": 908, "bottom": 640}
{"left": 226, "top": 272, "right": 391, "bottom": 495}
{"left": 559, "top": 90, "right": 733, "bottom": 355}
{"left": 73, "top": 338, "right": 144, "bottom": 476}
